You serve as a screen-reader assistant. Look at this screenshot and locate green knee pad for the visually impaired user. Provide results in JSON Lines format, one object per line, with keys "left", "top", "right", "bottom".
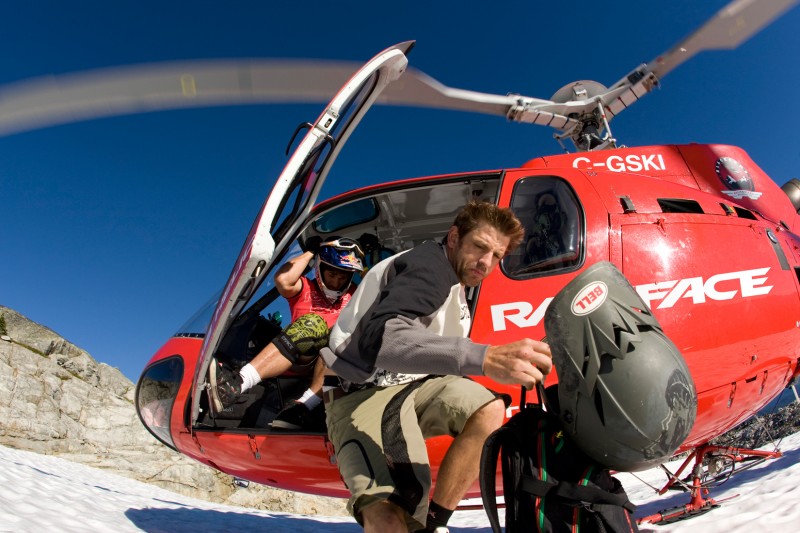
{"left": 273, "top": 313, "right": 330, "bottom": 363}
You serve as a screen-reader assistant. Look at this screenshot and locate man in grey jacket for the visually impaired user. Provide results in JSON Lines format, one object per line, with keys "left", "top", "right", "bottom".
{"left": 321, "top": 201, "right": 553, "bottom": 533}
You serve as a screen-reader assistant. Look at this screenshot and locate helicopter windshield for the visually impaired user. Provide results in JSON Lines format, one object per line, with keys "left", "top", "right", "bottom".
{"left": 174, "top": 290, "right": 221, "bottom": 338}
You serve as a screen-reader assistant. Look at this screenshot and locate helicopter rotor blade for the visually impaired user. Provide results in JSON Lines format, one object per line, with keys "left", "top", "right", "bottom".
{"left": 600, "top": 0, "right": 799, "bottom": 121}
{"left": 379, "top": 70, "right": 584, "bottom": 130}
{"left": 0, "top": 60, "right": 364, "bottom": 136}
{"left": 645, "top": 0, "right": 799, "bottom": 82}
{"left": 0, "top": 0, "right": 796, "bottom": 144}
{"left": 0, "top": 56, "right": 556, "bottom": 137}
{"left": 377, "top": 69, "right": 551, "bottom": 116}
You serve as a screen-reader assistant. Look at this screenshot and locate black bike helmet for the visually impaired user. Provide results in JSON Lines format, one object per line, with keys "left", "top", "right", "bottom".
{"left": 544, "top": 261, "right": 697, "bottom": 472}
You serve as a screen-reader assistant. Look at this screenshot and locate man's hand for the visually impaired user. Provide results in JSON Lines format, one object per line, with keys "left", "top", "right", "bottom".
{"left": 483, "top": 339, "right": 552, "bottom": 390}
{"left": 274, "top": 250, "right": 316, "bottom": 298}
{"left": 302, "top": 235, "right": 322, "bottom": 254}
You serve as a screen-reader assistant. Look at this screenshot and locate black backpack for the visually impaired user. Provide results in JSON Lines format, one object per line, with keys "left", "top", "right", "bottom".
{"left": 480, "top": 395, "right": 639, "bottom": 533}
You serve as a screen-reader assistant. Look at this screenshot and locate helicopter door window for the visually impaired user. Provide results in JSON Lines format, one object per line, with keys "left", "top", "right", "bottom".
{"left": 502, "top": 177, "right": 583, "bottom": 278}
{"left": 271, "top": 74, "right": 379, "bottom": 246}
{"left": 216, "top": 243, "right": 297, "bottom": 370}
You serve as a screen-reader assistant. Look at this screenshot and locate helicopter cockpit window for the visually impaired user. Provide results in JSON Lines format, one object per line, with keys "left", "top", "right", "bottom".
{"left": 174, "top": 290, "right": 221, "bottom": 338}
{"left": 313, "top": 198, "right": 379, "bottom": 233}
{"left": 136, "top": 356, "right": 183, "bottom": 451}
{"left": 503, "top": 177, "right": 583, "bottom": 278}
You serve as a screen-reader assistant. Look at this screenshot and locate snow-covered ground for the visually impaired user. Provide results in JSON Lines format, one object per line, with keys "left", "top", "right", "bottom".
{"left": 1, "top": 432, "right": 799, "bottom": 532}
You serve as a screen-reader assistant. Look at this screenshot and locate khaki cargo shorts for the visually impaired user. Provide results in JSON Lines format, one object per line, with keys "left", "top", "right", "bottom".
{"left": 324, "top": 375, "right": 499, "bottom": 530}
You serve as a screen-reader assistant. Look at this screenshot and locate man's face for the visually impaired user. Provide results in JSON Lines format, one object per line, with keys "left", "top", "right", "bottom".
{"left": 322, "top": 266, "right": 350, "bottom": 291}
{"left": 447, "top": 222, "right": 511, "bottom": 287}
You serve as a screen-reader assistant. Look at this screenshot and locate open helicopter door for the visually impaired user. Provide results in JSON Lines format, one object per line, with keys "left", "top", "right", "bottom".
{"left": 189, "top": 42, "right": 412, "bottom": 425}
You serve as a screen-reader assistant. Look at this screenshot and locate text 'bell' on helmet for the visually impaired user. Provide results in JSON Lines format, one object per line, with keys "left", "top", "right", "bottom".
{"left": 544, "top": 261, "right": 697, "bottom": 472}
{"left": 314, "top": 238, "right": 365, "bottom": 304}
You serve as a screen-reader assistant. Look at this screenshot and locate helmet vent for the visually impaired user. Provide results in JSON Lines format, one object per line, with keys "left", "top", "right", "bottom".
{"left": 580, "top": 346, "right": 591, "bottom": 378}
{"left": 593, "top": 388, "right": 606, "bottom": 425}
{"left": 612, "top": 324, "right": 637, "bottom": 355}
{"left": 598, "top": 352, "right": 615, "bottom": 375}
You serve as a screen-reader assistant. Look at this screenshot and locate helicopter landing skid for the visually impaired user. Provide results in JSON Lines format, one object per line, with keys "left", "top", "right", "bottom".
{"left": 638, "top": 443, "right": 781, "bottom": 525}
{"left": 639, "top": 493, "right": 736, "bottom": 525}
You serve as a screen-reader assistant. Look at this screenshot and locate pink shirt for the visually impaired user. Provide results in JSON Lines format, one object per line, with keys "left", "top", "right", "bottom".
{"left": 287, "top": 277, "right": 355, "bottom": 327}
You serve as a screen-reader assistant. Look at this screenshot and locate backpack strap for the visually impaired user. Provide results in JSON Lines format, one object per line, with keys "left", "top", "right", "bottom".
{"left": 480, "top": 423, "right": 507, "bottom": 533}
{"left": 519, "top": 475, "right": 637, "bottom": 513}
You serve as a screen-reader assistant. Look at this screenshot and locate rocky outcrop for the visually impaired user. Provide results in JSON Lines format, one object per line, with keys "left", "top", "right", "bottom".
{"left": 0, "top": 305, "right": 346, "bottom": 516}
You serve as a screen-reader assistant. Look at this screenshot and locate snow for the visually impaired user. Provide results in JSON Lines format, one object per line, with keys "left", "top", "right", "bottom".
{"left": 1, "top": 433, "right": 799, "bottom": 532}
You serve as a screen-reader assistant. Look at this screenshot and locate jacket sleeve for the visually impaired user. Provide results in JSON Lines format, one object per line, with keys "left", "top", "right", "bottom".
{"left": 358, "top": 243, "right": 487, "bottom": 377}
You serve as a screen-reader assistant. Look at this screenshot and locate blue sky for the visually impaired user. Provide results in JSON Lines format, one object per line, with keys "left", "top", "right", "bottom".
{"left": 2, "top": 0, "right": 798, "bottom": 381}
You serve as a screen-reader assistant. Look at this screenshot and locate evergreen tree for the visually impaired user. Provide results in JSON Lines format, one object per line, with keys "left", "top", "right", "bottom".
{"left": 0, "top": 313, "right": 7, "bottom": 336}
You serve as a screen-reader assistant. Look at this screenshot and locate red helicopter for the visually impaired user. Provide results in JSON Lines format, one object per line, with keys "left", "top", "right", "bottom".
{"left": 111, "top": 0, "right": 800, "bottom": 524}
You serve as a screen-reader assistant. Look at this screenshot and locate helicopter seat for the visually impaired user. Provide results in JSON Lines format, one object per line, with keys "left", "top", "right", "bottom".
{"left": 356, "top": 232, "right": 396, "bottom": 276}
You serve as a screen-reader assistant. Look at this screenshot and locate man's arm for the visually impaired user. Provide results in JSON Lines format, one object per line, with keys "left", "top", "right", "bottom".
{"left": 361, "top": 244, "right": 552, "bottom": 387}
{"left": 274, "top": 251, "right": 314, "bottom": 299}
{"left": 355, "top": 243, "right": 492, "bottom": 377}
{"left": 373, "top": 315, "right": 552, "bottom": 389}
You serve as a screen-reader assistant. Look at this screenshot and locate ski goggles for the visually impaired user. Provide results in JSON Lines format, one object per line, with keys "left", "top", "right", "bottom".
{"left": 320, "top": 239, "right": 365, "bottom": 259}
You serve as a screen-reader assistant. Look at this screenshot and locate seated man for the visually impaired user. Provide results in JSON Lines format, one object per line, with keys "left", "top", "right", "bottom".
{"left": 209, "top": 238, "right": 364, "bottom": 430}
{"left": 525, "top": 192, "right": 566, "bottom": 262}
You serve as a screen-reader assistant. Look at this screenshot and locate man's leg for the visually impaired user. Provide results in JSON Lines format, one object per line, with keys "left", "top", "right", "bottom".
{"left": 413, "top": 377, "right": 505, "bottom": 531}
{"left": 272, "top": 357, "right": 326, "bottom": 430}
{"left": 361, "top": 501, "right": 407, "bottom": 533}
{"left": 430, "top": 397, "right": 505, "bottom": 508}
{"left": 309, "top": 355, "right": 326, "bottom": 393}
{"left": 326, "top": 384, "right": 433, "bottom": 531}
{"left": 208, "top": 342, "right": 293, "bottom": 414}
{"left": 209, "top": 313, "right": 328, "bottom": 413}
{"left": 248, "top": 342, "right": 294, "bottom": 378}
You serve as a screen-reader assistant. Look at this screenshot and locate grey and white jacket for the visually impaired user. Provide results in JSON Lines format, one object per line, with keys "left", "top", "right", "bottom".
{"left": 320, "top": 240, "right": 488, "bottom": 387}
